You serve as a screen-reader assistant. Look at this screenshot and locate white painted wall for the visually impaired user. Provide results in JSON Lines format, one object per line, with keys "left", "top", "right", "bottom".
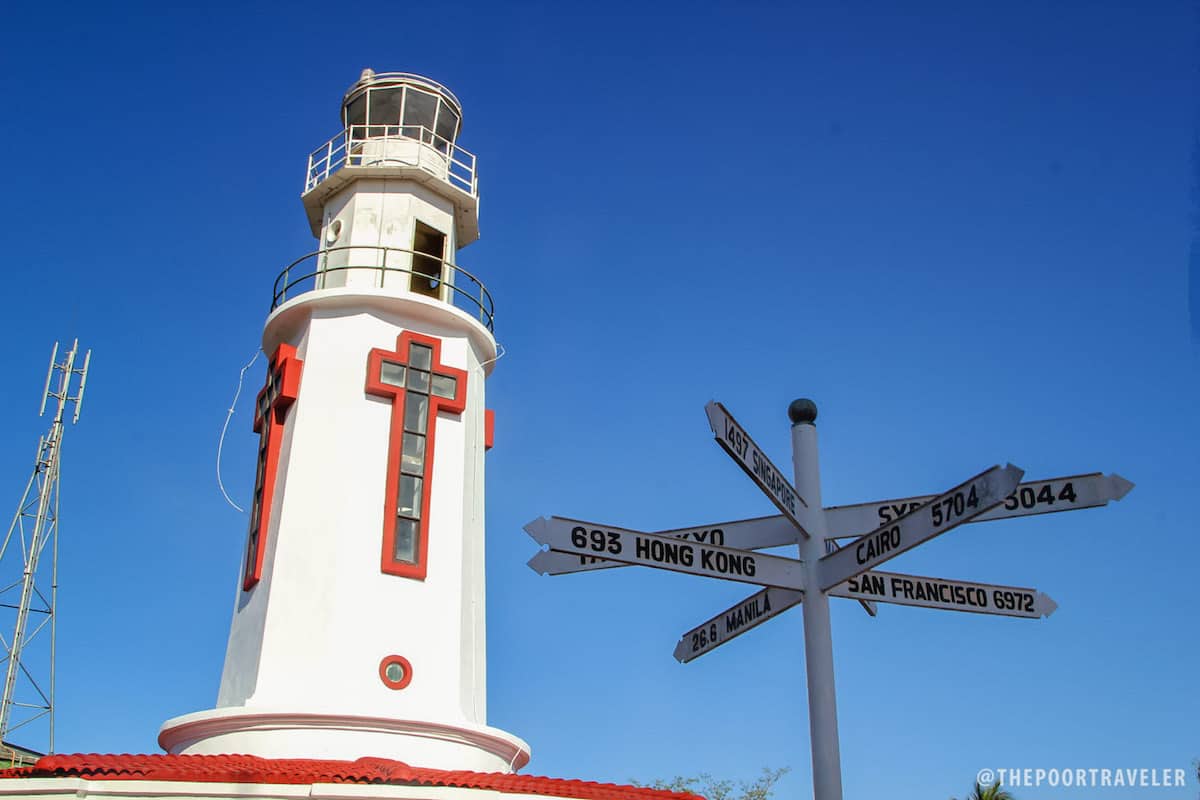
{"left": 217, "top": 306, "right": 486, "bottom": 722}
{"left": 320, "top": 180, "right": 457, "bottom": 293}
{"left": 161, "top": 111, "right": 524, "bottom": 771}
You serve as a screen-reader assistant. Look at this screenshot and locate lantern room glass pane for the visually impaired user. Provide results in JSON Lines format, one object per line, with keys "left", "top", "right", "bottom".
{"left": 435, "top": 104, "right": 459, "bottom": 144}
{"left": 345, "top": 94, "right": 366, "bottom": 128}
{"left": 394, "top": 518, "right": 418, "bottom": 564}
{"left": 403, "top": 89, "right": 438, "bottom": 141}
{"left": 368, "top": 87, "right": 404, "bottom": 128}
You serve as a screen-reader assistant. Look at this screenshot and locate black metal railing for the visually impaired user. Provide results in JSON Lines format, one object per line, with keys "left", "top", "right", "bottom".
{"left": 272, "top": 246, "right": 494, "bottom": 331}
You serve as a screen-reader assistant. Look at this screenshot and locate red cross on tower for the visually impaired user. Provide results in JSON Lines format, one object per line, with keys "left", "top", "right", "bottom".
{"left": 366, "top": 332, "right": 468, "bottom": 580}
{"left": 243, "top": 343, "right": 304, "bottom": 591}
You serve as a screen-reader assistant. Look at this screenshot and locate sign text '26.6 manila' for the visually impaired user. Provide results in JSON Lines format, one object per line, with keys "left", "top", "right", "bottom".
{"left": 674, "top": 586, "right": 801, "bottom": 663}
{"left": 524, "top": 397, "right": 1132, "bottom": 800}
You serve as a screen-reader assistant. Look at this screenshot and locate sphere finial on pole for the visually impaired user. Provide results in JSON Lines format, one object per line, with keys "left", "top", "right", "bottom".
{"left": 788, "top": 398, "right": 818, "bottom": 426}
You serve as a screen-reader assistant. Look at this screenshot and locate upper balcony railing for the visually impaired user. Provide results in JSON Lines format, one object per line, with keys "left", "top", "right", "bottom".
{"left": 304, "top": 124, "right": 478, "bottom": 197}
{"left": 272, "top": 245, "right": 495, "bottom": 332}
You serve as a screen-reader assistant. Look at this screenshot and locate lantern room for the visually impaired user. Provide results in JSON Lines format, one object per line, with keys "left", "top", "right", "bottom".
{"left": 341, "top": 70, "right": 463, "bottom": 150}
{"left": 285, "top": 69, "right": 488, "bottom": 333}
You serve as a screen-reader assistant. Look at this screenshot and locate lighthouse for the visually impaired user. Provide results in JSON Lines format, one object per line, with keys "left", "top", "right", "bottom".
{"left": 0, "top": 68, "right": 697, "bottom": 800}
{"left": 158, "top": 69, "right": 529, "bottom": 773}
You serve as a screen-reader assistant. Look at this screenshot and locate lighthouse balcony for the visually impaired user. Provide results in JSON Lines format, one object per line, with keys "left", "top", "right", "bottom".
{"left": 272, "top": 245, "right": 495, "bottom": 331}
{"left": 302, "top": 125, "right": 479, "bottom": 244}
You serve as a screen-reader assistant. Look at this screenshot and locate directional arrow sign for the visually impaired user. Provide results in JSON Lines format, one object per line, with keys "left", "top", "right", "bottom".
{"left": 705, "top": 401, "right": 809, "bottom": 538}
{"left": 529, "top": 514, "right": 797, "bottom": 576}
{"left": 525, "top": 516, "right": 807, "bottom": 590}
{"left": 818, "top": 464, "right": 1024, "bottom": 591}
{"left": 674, "top": 564, "right": 1056, "bottom": 663}
{"left": 674, "top": 587, "right": 803, "bottom": 663}
{"left": 529, "top": 518, "right": 874, "bottom": 618}
{"left": 829, "top": 570, "right": 1056, "bottom": 619}
{"left": 826, "top": 537, "right": 877, "bottom": 617}
{"left": 825, "top": 472, "right": 1134, "bottom": 539}
{"left": 535, "top": 471, "right": 1134, "bottom": 576}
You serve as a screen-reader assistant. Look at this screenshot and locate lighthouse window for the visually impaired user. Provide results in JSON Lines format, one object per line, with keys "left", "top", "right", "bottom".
{"left": 394, "top": 518, "right": 418, "bottom": 563}
{"left": 242, "top": 344, "right": 304, "bottom": 591}
{"left": 406, "top": 368, "right": 430, "bottom": 393}
{"left": 411, "top": 223, "right": 446, "bottom": 299}
{"left": 379, "top": 654, "right": 414, "bottom": 690}
{"left": 401, "top": 434, "right": 425, "bottom": 472}
{"left": 244, "top": 418, "right": 269, "bottom": 586}
{"left": 397, "top": 475, "right": 423, "bottom": 518}
{"left": 408, "top": 343, "right": 432, "bottom": 370}
{"left": 431, "top": 373, "right": 458, "bottom": 400}
{"left": 367, "top": 331, "right": 467, "bottom": 581}
{"left": 404, "top": 392, "right": 428, "bottom": 434}
{"left": 380, "top": 362, "right": 406, "bottom": 387}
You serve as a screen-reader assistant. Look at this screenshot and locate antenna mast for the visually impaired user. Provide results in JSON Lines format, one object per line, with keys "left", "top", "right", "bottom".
{"left": 0, "top": 340, "right": 90, "bottom": 758}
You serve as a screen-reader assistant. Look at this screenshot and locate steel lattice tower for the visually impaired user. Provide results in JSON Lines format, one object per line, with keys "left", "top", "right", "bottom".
{"left": 0, "top": 341, "right": 90, "bottom": 758}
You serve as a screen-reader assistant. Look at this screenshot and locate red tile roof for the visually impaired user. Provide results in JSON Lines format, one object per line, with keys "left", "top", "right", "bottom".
{"left": 0, "top": 753, "right": 702, "bottom": 800}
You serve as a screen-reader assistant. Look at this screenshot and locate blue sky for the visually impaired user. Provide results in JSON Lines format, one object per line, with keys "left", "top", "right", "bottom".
{"left": 0, "top": 2, "right": 1196, "bottom": 799}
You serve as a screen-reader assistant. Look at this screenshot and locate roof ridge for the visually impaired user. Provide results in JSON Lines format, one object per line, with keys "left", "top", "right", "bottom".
{"left": 0, "top": 753, "right": 705, "bottom": 800}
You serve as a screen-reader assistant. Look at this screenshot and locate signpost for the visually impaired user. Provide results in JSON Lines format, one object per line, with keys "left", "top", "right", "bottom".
{"left": 705, "top": 401, "right": 808, "bottom": 537}
{"left": 530, "top": 472, "right": 1132, "bottom": 576}
{"left": 817, "top": 464, "right": 1023, "bottom": 591}
{"left": 527, "top": 514, "right": 790, "bottom": 576}
{"left": 829, "top": 570, "right": 1056, "bottom": 619}
{"left": 524, "top": 398, "right": 1133, "bottom": 800}
{"left": 673, "top": 568, "right": 1057, "bottom": 664}
{"left": 524, "top": 517, "right": 807, "bottom": 590}
{"left": 674, "top": 587, "right": 802, "bottom": 663}
{"left": 824, "top": 472, "right": 1134, "bottom": 539}
{"left": 672, "top": 587, "right": 801, "bottom": 662}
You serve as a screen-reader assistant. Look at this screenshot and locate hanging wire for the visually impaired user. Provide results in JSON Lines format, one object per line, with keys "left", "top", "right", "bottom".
{"left": 216, "top": 348, "right": 262, "bottom": 513}
{"left": 479, "top": 342, "right": 506, "bottom": 372}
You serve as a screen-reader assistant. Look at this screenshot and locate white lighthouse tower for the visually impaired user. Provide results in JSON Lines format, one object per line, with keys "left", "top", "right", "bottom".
{"left": 159, "top": 70, "right": 529, "bottom": 774}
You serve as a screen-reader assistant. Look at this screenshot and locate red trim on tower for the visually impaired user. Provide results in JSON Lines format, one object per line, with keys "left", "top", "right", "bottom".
{"left": 0, "top": 754, "right": 703, "bottom": 800}
{"left": 378, "top": 654, "right": 414, "bottom": 690}
{"left": 485, "top": 409, "right": 495, "bottom": 450}
{"left": 365, "top": 332, "right": 467, "bottom": 580}
{"left": 243, "top": 343, "right": 303, "bottom": 591}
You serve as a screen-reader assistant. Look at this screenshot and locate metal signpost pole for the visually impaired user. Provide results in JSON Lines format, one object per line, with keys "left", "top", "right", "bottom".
{"left": 789, "top": 399, "right": 842, "bottom": 800}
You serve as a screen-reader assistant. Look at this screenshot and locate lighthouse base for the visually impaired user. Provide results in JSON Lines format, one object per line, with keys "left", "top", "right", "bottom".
{"left": 158, "top": 708, "right": 530, "bottom": 773}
